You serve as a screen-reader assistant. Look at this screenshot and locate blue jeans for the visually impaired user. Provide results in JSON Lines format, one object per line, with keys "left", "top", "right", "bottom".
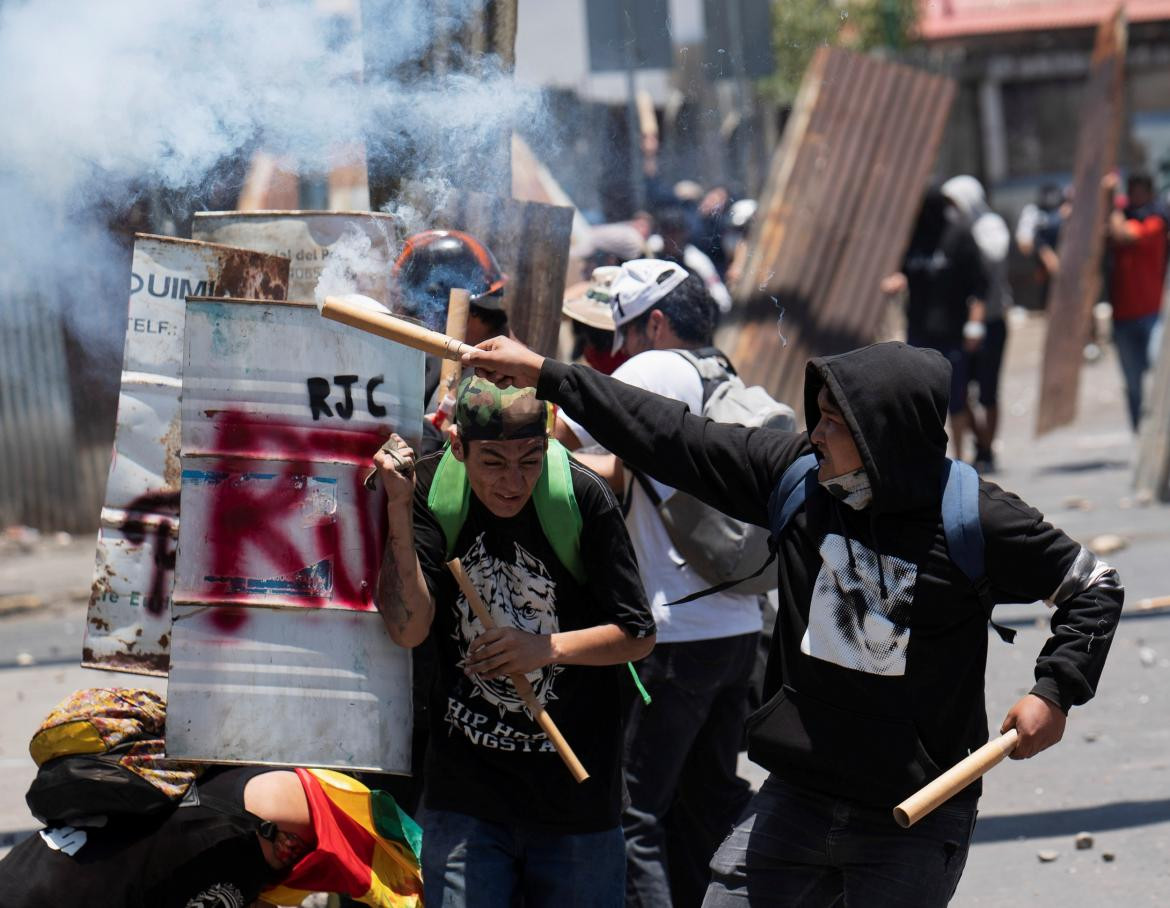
{"left": 624, "top": 634, "right": 758, "bottom": 908}
{"left": 1113, "top": 313, "right": 1161, "bottom": 429}
{"left": 702, "top": 776, "right": 977, "bottom": 908}
{"left": 420, "top": 808, "right": 626, "bottom": 907}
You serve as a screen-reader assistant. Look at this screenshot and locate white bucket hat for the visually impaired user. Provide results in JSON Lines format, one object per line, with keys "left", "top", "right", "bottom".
{"left": 608, "top": 259, "right": 689, "bottom": 352}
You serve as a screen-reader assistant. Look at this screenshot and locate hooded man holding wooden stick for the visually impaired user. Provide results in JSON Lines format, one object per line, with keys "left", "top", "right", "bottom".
{"left": 373, "top": 375, "right": 655, "bottom": 908}
{"left": 462, "top": 336, "right": 1123, "bottom": 907}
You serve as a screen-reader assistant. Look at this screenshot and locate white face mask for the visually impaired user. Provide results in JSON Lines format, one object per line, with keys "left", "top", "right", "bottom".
{"left": 819, "top": 465, "right": 873, "bottom": 511}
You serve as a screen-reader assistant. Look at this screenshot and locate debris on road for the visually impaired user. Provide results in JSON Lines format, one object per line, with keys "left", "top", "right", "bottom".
{"left": 0, "top": 594, "right": 44, "bottom": 617}
{"left": 1088, "top": 533, "right": 1128, "bottom": 555}
{"left": 1075, "top": 832, "right": 1094, "bottom": 850}
{"left": 1037, "top": 850, "right": 1060, "bottom": 863}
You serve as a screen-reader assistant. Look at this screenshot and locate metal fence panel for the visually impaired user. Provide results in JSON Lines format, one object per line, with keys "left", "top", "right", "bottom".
{"left": 725, "top": 49, "right": 955, "bottom": 418}
{"left": 0, "top": 282, "right": 90, "bottom": 532}
{"left": 83, "top": 235, "right": 290, "bottom": 675}
{"left": 166, "top": 297, "right": 422, "bottom": 770}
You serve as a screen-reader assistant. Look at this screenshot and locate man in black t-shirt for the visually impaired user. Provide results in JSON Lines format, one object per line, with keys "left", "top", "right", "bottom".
{"left": 373, "top": 376, "right": 656, "bottom": 908}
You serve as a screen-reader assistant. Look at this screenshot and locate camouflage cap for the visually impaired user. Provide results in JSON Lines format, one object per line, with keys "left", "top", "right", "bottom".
{"left": 455, "top": 375, "right": 549, "bottom": 441}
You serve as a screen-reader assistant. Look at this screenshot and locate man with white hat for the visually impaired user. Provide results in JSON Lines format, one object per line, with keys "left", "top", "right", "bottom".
{"left": 556, "top": 259, "right": 763, "bottom": 907}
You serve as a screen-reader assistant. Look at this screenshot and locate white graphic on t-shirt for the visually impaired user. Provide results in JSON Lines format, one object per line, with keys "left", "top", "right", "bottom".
{"left": 185, "top": 881, "right": 245, "bottom": 908}
{"left": 801, "top": 532, "right": 916, "bottom": 676}
{"left": 454, "top": 534, "right": 564, "bottom": 715}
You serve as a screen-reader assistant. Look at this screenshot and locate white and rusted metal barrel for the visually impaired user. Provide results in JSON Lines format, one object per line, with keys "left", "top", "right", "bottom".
{"left": 84, "top": 235, "right": 289, "bottom": 675}
{"left": 191, "top": 210, "right": 399, "bottom": 302}
{"left": 166, "top": 296, "right": 422, "bottom": 772}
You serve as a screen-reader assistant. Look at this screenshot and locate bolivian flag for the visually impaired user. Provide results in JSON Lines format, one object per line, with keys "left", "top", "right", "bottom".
{"left": 263, "top": 768, "right": 423, "bottom": 907}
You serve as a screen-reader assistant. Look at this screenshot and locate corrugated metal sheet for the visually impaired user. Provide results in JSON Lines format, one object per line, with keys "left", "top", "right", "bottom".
{"left": 1036, "top": 8, "right": 1128, "bottom": 435}
{"left": 397, "top": 184, "right": 574, "bottom": 357}
{"left": 83, "top": 236, "right": 290, "bottom": 675}
{"left": 190, "top": 211, "right": 399, "bottom": 303}
{"left": 166, "top": 297, "right": 422, "bottom": 770}
{"left": 724, "top": 49, "right": 956, "bottom": 418}
{"left": 0, "top": 283, "right": 86, "bottom": 531}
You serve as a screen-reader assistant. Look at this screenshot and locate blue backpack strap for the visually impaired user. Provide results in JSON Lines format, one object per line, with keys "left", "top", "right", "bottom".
{"left": 940, "top": 459, "right": 1015, "bottom": 644}
{"left": 768, "top": 453, "right": 820, "bottom": 542}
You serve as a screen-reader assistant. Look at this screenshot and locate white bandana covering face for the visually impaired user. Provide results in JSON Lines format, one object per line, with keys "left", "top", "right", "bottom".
{"left": 819, "top": 465, "right": 873, "bottom": 511}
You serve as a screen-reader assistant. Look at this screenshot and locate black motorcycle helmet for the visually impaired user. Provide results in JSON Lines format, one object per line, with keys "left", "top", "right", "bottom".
{"left": 393, "top": 229, "right": 507, "bottom": 329}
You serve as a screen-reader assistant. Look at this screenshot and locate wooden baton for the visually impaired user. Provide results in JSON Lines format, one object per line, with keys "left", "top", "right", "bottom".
{"left": 446, "top": 557, "right": 590, "bottom": 783}
{"left": 436, "top": 287, "right": 471, "bottom": 401}
{"left": 893, "top": 729, "right": 1018, "bottom": 828}
{"left": 320, "top": 293, "right": 474, "bottom": 362}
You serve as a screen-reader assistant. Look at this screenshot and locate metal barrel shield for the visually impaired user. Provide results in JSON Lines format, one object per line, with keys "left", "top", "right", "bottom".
{"left": 191, "top": 210, "right": 399, "bottom": 302}
{"left": 166, "top": 297, "right": 422, "bottom": 771}
{"left": 83, "top": 235, "right": 290, "bottom": 675}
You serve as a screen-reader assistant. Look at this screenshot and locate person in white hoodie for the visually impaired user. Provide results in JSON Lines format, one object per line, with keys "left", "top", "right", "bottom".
{"left": 942, "top": 176, "right": 1012, "bottom": 473}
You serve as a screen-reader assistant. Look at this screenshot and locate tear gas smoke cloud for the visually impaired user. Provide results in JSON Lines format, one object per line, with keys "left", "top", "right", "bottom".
{"left": 0, "top": 0, "right": 545, "bottom": 374}
{"left": 314, "top": 226, "right": 380, "bottom": 308}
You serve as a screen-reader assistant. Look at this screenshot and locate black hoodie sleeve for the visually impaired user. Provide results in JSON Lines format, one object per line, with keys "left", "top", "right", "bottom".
{"left": 538, "top": 359, "right": 810, "bottom": 528}
{"left": 980, "top": 483, "right": 1123, "bottom": 713}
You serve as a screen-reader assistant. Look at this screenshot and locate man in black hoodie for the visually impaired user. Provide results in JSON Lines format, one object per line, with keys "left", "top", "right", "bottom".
{"left": 462, "top": 337, "right": 1123, "bottom": 907}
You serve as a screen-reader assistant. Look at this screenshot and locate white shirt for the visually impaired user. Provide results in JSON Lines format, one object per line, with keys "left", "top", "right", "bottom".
{"left": 561, "top": 349, "right": 763, "bottom": 643}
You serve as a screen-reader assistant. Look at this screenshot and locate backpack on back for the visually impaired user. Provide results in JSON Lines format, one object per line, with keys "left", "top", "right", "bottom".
{"left": 632, "top": 348, "right": 797, "bottom": 596}
{"left": 767, "top": 453, "right": 1015, "bottom": 643}
{"left": 427, "top": 439, "right": 651, "bottom": 703}
{"left": 26, "top": 688, "right": 202, "bottom": 825}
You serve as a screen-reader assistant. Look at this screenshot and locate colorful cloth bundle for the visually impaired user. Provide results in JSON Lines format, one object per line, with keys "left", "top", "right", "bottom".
{"left": 263, "top": 768, "right": 423, "bottom": 908}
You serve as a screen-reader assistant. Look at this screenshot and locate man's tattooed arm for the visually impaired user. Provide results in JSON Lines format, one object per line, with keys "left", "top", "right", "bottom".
{"left": 375, "top": 503, "right": 435, "bottom": 648}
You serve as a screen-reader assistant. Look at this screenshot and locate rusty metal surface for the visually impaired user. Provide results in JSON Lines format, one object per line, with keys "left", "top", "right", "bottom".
{"left": 191, "top": 210, "right": 399, "bottom": 302}
{"left": 398, "top": 184, "right": 574, "bottom": 358}
{"left": 82, "top": 235, "right": 290, "bottom": 676}
{"left": 724, "top": 49, "right": 956, "bottom": 419}
{"left": 1036, "top": 7, "right": 1128, "bottom": 436}
{"left": 165, "top": 297, "right": 421, "bottom": 770}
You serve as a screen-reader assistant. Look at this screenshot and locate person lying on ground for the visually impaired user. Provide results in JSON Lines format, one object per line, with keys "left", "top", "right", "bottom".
{"left": 462, "top": 334, "right": 1123, "bottom": 908}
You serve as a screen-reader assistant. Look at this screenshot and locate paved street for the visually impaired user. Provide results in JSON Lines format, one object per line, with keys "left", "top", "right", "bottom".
{"left": 2, "top": 312, "right": 1168, "bottom": 904}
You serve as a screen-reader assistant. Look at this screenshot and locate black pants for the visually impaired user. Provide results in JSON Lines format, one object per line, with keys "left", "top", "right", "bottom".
{"left": 704, "top": 776, "right": 978, "bottom": 907}
{"left": 623, "top": 633, "right": 758, "bottom": 908}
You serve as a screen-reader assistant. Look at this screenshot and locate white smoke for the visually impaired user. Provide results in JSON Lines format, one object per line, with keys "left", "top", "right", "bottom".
{"left": 0, "top": 0, "right": 545, "bottom": 367}
{"left": 314, "top": 226, "right": 378, "bottom": 307}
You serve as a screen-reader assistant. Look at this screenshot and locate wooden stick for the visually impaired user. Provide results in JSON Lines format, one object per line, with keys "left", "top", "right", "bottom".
{"left": 320, "top": 293, "right": 474, "bottom": 362}
{"left": 1137, "top": 595, "right": 1170, "bottom": 612}
{"left": 446, "top": 558, "right": 590, "bottom": 783}
{"left": 436, "top": 288, "right": 471, "bottom": 401}
{"left": 893, "top": 730, "right": 1018, "bottom": 828}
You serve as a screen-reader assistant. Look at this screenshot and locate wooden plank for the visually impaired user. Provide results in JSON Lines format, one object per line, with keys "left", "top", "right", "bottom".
{"left": 722, "top": 49, "right": 955, "bottom": 419}
{"left": 1133, "top": 285, "right": 1170, "bottom": 501}
{"left": 1035, "top": 6, "right": 1128, "bottom": 435}
{"left": 399, "top": 184, "right": 573, "bottom": 358}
